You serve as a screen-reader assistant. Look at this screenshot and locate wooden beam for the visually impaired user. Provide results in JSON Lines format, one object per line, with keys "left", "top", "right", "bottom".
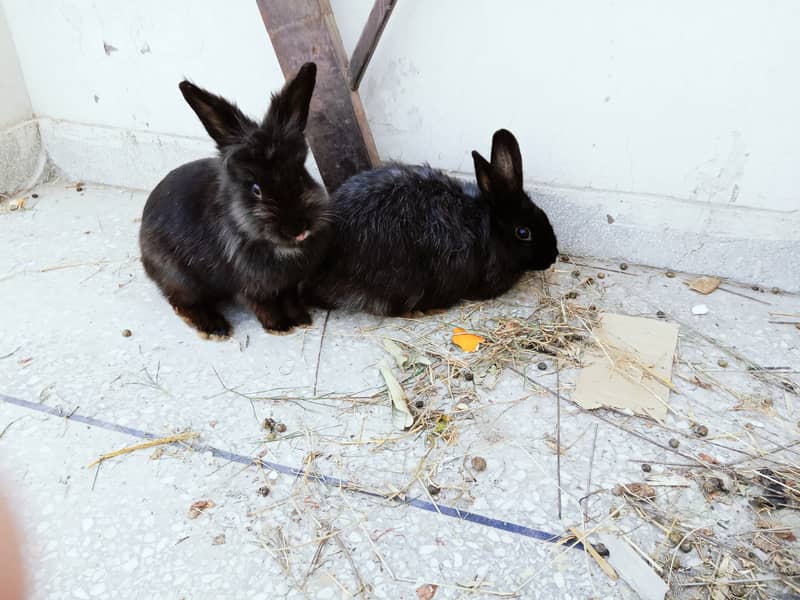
{"left": 348, "top": 0, "right": 398, "bottom": 90}
{"left": 256, "top": 0, "right": 379, "bottom": 192}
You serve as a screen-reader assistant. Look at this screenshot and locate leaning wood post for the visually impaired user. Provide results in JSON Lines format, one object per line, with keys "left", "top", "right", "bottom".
{"left": 348, "top": 0, "right": 398, "bottom": 90}
{"left": 256, "top": 0, "right": 380, "bottom": 192}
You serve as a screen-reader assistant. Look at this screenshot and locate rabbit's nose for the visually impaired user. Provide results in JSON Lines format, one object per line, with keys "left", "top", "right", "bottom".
{"left": 294, "top": 230, "right": 311, "bottom": 242}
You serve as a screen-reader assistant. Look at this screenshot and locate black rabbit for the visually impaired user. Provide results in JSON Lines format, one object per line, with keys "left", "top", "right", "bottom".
{"left": 139, "top": 63, "right": 330, "bottom": 338}
{"left": 307, "top": 129, "right": 558, "bottom": 315}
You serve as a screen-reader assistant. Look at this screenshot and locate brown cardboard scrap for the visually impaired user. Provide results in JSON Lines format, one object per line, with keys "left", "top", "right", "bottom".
{"left": 572, "top": 314, "right": 679, "bottom": 423}
{"left": 687, "top": 276, "right": 721, "bottom": 295}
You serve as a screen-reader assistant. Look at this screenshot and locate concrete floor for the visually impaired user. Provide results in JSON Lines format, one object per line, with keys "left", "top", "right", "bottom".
{"left": 1, "top": 184, "right": 798, "bottom": 599}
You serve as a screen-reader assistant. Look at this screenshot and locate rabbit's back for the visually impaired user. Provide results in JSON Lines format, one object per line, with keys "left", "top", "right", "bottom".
{"left": 316, "top": 165, "right": 490, "bottom": 314}
{"left": 337, "top": 165, "right": 483, "bottom": 245}
{"left": 141, "top": 159, "right": 218, "bottom": 242}
{"left": 140, "top": 159, "right": 234, "bottom": 293}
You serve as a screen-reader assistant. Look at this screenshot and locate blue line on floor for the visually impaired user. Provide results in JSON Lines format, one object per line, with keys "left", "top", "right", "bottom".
{"left": 0, "top": 392, "right": 583, "bottom": 551}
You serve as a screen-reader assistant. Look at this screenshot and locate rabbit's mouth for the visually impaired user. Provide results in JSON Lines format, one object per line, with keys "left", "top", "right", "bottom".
{"left": 267, "top": 228, "right": 314, "bottom": 252}
{"left": 529, "top": 249, "right": 559, "bottom": 271}
{"left": 270, "top": 229, "right": 312, "bottom": 247}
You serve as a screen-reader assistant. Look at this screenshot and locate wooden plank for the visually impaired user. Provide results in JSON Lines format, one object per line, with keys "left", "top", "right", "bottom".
{"left": 256, "top": 0, "right": 379, "bottom": 192}
{"left": 348, "top": 0, "right": 398, "bottom": 90}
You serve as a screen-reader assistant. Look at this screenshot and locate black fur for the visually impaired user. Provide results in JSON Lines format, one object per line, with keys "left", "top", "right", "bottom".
{"left": 139, "top": 63, "right": 330, "bottom": 338}
{"left": 308, "top": 129, "right": 558, "bottom": 315}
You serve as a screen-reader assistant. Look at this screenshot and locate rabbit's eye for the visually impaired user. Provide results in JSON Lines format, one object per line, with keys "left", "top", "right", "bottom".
{"left": 515, "top": 227, "right": 532, "bottom": 241}
{"left": 251, "top": 183, "right": 262, "bottom": 199}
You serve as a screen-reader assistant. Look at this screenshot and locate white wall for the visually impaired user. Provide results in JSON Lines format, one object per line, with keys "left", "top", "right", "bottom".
{"left": 0, "top": 2, "right": 40, "bottom": 195}
{"left": 1, "top": 0, "right": 301, "bottom": 190}
{"left": 338, "top": 0, "right": 800, "bottom": 216}
{"left": 2, "top": 0, "right": 284, "bottom": 139}
{"left": 1, "top": 0, "right": 798, "bottom": 288}
{"left": 0, "top": 3, "right": 30, "bottom": 128}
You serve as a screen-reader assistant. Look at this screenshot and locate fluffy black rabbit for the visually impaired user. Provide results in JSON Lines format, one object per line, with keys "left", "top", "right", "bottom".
{"left": 308, "top": 129, "right": 558, "bottom": 315}
{"left": 139, "top": 62, "right": 330, "bottom": 338}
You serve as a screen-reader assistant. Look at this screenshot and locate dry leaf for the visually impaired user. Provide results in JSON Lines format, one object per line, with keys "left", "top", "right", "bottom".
{"left": 188, "top": 499, "right": 215, "bottom": 519}
{"left": 690, "top": 376, "right": 713, "bottom": 390}
{"left": 452, "top": 327, "right": 485, "bottom": 352}
{"left": 378, "top": 360, "right": 413, "bottom": 430}
{"left": 9, "top": 197, "right": 27, "bottom": 211}
{"left": 416, "top": 584, "right": 438, "bottom": 600}
{"left": 613, "top": 482, "right": 656, "bottom": 501}
{"left": 383, "top": 338, "right": 410, "bottom": 369}
{"left": 212, "top": 533, "right": 226, "bottom": 545}
{"left": 382, "top": 338, "right": 431, "bottom": 370}
{"left": 687, "top": 276, "right": 721, "bottom": 295}
{"left": 697, "top": 452, "right": 719, "bottom": 465}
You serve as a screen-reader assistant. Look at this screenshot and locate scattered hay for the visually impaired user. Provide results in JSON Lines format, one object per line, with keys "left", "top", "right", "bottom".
{"left": 206, "top": 261, "right": 798, "bottom": 598}
{"left": 87, "top": 430, "right": 198, "bottom": 468}
{"left": 472, "top": 300, "right": 597, "bottom": 373}
{"left": 601, "top": 458, "right": 800, "bottom": 598}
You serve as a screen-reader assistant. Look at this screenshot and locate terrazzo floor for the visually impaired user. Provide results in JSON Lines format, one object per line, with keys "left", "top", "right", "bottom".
{"left": 1, "top": 185, "right": 798, "bottom": 599}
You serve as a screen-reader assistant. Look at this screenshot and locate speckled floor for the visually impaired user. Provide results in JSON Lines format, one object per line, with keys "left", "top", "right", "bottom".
{"left": 1, "top": 185, "right": 798, "bottom": 599}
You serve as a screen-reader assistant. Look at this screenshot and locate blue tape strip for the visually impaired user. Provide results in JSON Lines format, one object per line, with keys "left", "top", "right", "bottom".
{"left": 0, "top": 392, "right": 581, "bottom": 550}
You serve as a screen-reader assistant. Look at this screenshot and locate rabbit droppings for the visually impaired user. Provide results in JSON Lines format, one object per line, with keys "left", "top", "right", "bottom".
{"left": 140, "top": 63, "right": 330, "bottom": 339}
{"left": 307, "top": 129, "right": 558, "bottom": 315}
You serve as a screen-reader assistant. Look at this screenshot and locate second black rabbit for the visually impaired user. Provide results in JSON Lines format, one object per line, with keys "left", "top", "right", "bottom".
{"left": 307, "top": 129, "right": 558, "bottom": 315}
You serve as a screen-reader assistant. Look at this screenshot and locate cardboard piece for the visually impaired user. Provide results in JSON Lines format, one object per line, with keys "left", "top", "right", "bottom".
{"left": 687, "top": 275, "right": 721, "bottom": 295}
{"left": 596, "top": 532, "right": 668, "bottom": 600}
{"left": 572, "top": 314, "right": 679, "bottom": 423}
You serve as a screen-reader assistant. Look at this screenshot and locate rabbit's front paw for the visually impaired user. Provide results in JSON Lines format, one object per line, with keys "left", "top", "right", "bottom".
{"left": 285, "top": 305, "right": 313, "bottom": 328}
{"left": 247, "top": 300, "right": 295, "bottom": 335}
{"left": 173, "top": 304, "right": 232, "bottom": 340}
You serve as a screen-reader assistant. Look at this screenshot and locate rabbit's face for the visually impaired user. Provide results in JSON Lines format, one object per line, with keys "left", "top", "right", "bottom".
{"left": 473, "top": 129, "right": 558, "bottom": 272}
{"left": 493, "top": 191, "right": 558, "bottom": 271}
{"left": 179, "top": 62, "right": 327, "bottom": 249}
{"left": 180, "top": 63, "right": 329, "bottom": 253}
{"left": 225, "top": 132, "right": 329, "bottom": 248}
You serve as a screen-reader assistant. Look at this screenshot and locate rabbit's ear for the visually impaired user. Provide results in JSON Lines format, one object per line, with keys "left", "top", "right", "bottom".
{"left": 472, "top": 150, "right": 493, "bottom": 195}
{"left": 490, "top": 129, "right": 523, "bottom": 192}
{"left": 266, "top": 62, "right": 317, "bottom": 132}
{"left": 179, "top": 81, "right": 256, "bottom": 148}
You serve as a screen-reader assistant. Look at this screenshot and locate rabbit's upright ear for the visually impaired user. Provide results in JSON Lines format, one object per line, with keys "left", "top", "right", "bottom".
{"left": 472, "top": 150, "right": 494, "bottom": 195}
{"left": 266, "top": 62, "right": 317, "bottom": 132}
{"left": 490, "top": 129, "right": 523, "bottom": 193}
{"left": 179, "top": 81, "right": 256, "bottom": 148}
